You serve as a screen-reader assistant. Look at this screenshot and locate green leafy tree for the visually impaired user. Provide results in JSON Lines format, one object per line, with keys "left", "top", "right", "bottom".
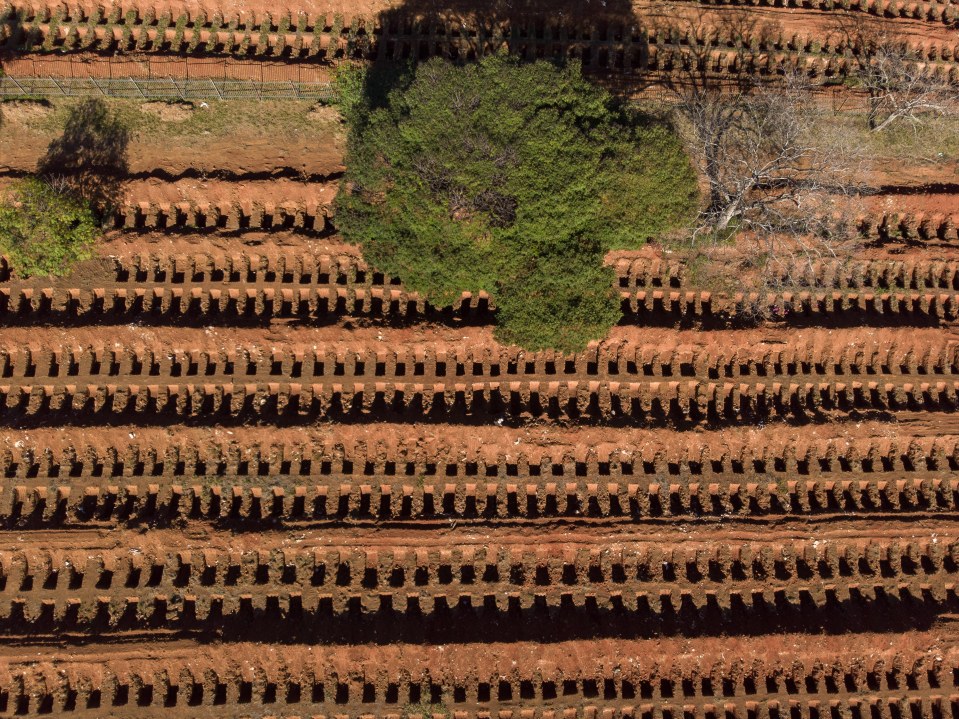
{"left": 336, "top": 55, "right": 698, "bottom": 351}
{"left": 0, "top": 178, "right": 98, "bottom": 278}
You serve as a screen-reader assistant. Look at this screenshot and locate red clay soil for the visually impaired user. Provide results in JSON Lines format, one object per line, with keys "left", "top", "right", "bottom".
{"left": 868, "top": 191, "right": 959, "bottom": 216}
{"left": 0, "top": 125, "right": 345, "bottom": 180}
{"left": 1, "top": 322, "right": 953, "bottom": 359}
{"left": 96, "top": 230, "right": 354, "bottom": 254}
{"left": 0, "top": 630, "right": 954, "bottom": 719}
{"left": 635, "top": 1, "right": 959, "bottom": 47}
{"left": 93, "top": 231, "right": 347, "bottom": 257}
{"left": 87, "top": 231, "right": 959, "bottom": 277}
{"left": 868, "top": 157, "right": 959, "bottom": 189}
{"left": 4, "top": 0, "right": 956, "bottom": 88}
{"left": 0, "top": 417, "right": 928, "bottom": 461}
{"left": 0, "top": 324, "right": 952, "bottom": 424}
{"left": 0, "top": 175, "right": 338, "bottom": 224}
{"left": 14, "top": 0, "right": 959, "bottom": 42}
{"left": 0, "top": 520, "right": 955, "bottom": 637}
{"left": 111, "top": 176, "right": 338, "bottom": 207}
{"left": 1, "top": 7, "right": 959, "bottom": 710}
{"left": 0, "top": 629, "right": 948, "bottom": 668}
{"left": 1, "top": 53, "right": 334, "bottom": 82}
{"left": 10, "top": 513, "right": 957, "bottom": 551}
{"left": 51, "top": 0, "right": 397, "bottom": 25}
{"left": 0, "top": 52, "right": 336, "bottom": 83}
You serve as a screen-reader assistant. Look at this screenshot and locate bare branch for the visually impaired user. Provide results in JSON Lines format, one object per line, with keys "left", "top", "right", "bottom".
{"left": 663, "top": 40, "right": 868, "bottom": 298}
{"left": 835, "top": 16, "right": 959, "bottom": 132}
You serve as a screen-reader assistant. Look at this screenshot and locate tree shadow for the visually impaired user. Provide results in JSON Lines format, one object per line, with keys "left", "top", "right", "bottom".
{"left": 339, "top": 0, "right": 661, "bottom": 144}
{"left": 361, "top": 1, "right": 802, "bottom": 100}
{"left": 37, "top": 98, "right": 130, "bottom": 214}
{"left": 652, "top": 6, "right": 785, "bottom": 99}
{"left": 0, "top": 4, "right": 27, "bottom": 56}
{"left": 375, "top": 0, "right": 639, "bottom": 40}
{"left": 366, "top": 0, "right": 644, "bottom": 91}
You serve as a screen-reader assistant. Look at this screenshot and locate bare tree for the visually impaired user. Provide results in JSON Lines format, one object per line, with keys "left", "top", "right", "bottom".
{"left": 673, "top": 73, "right": 864, "bottom": 232}
{"left": 857, "top": 38, "right": 958, "bottom": 133}
{"left": 664, "top": 49, "right": 867, "bottom": 290}
{"left": 654, "top": 10, "right": 860, "bottom": 243}
{"left": 833, "top": 15, "right": 958, "bottom": 133}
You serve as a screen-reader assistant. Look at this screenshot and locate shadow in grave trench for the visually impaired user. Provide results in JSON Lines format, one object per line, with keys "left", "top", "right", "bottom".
{"left": 367, "top": 0, "right": 647, "bottom": 84}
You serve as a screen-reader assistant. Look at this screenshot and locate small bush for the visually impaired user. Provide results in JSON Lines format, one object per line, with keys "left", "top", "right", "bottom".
{"left": 331, "top": 62, "right": 366, "bottom": 114}
{"left": 154, "top": 13, "right": 171, "bottom": 51}
{"left": 0, "top": 178, "right": 98, "bottom": 278}
{"left": 336, "top": 56, "right": 698, "bottom": 351}
{"left": 172, "top": 14, "right": 187, "bottom": 50}
{"left": 187, "top": 11, "right": 205, "bottom": 52}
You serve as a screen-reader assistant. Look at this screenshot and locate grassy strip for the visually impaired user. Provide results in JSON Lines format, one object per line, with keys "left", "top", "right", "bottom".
{"left": 0, "top": 96, "right": 340, "bottom": 142}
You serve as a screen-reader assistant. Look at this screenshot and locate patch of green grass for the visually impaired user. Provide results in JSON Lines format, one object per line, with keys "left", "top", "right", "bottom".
{"left": 404, "top": 702, "right": 450, "bottom": 719}
{"left": 1, "top": 97, "right": 334, "bottom": 142}
{"left": 682, "top": 250, "right": 743, "bottom": 295}
{"left": 336, "top": 55, "right": 698, "bottom": 351}
{"left": 864, "top": 114, "right": 959, "bottom": 162}
{"left": 814, "top": 110, "right": 959, "bottom": 165}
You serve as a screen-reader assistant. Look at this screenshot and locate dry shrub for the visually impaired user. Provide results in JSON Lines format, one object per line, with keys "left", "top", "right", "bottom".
{"left": 665, "top": 52, "right": 869, "bottom": 302}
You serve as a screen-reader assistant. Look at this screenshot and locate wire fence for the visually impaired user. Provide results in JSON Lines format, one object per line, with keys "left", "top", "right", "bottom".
{"left": 0, "top": 73, "right": 866, "bottom": 110}
{"left": 0, "top": 75, "right": 336, "bottom": 100}
{"left": 1, "top": 54, "right": 331, "bottom": 82}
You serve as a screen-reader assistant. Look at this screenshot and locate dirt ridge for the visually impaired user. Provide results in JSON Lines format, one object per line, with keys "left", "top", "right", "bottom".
{"left": 0, "top": 633, "right": 955, "bottom": 718}
{"left": 101, "top": 202, "right": 958, "bottom": 242}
